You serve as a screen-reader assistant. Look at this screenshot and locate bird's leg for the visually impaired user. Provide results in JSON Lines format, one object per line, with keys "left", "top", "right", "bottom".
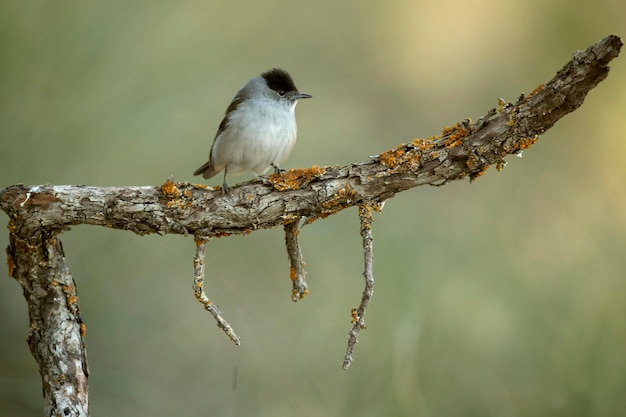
{"left": 221, "top": 168, "right": 230, "bottom": 195}
{"left": 271, "top": 163, "right": 286, "bottom": 176}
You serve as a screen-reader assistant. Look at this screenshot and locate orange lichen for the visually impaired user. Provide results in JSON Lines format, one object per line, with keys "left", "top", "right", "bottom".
{"left": 80, "top": 323, "right": 87, "bottom": 337}
{"left": 517, "top": 136, "right": 538, "bottom": 150}
{"left": 166, "top": 199, "right": 185, "bottom": 209}
{"left": 350, "top": 308, "right": 359, "bottom": 324}
{"left": 160, "top": 178, "right": 181, "bottom": 199}
{"left": 269, "top": 165, "right": 326, "bottom": 191}
{"left": 292, "top": 287, "right": 309, "bottom": 300}
{"left": 466, "top": 154, "right": 481, "bottom": 171}
{"left": 442, "top": 123, "right": 471, "bottom": 148}
{"left": 412, "top": 136, "right": 439, "bottom": 151}
{"left": 404, "top": 151, "right": 422, "bottom": 170}
{"left": 161, "top": 180, "right": 198, "bottom": 209}
{"left": 379, "top": 143, "right": 421, "bottom": 172}
{"left": 6, "top": 219, "right": 17, "bottom": 235}
{"left": 379, "top": 148, "right": 405, "bottom": 168}
{"left": 320, "top": 184, "right": 356, "bottom": 218}
{"left": 62, "top": 284, "right": 76, "bottom": 296}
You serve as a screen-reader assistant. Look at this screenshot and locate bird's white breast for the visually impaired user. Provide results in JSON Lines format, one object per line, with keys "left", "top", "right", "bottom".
{"left": 211, "top": 97, "right": 298, "bottom": 175}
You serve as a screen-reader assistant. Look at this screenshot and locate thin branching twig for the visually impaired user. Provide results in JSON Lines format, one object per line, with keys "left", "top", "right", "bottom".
{"left": 193, "top": 238, "right": 240, "bottom": 345}
{"left": 343, "top": 203, "right": 377, "bottom": 369}
{"left": 284, "top": 220, "right": 309, "bottom": 301}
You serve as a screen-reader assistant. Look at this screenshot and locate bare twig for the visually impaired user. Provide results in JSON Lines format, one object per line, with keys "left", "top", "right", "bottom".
{"left": 284, "top": 220, "right": 309, "bottom": 301}
{"left": 192, "top": 238, "right": 240, "bottom": 345}
{"left": 342, "top": 203, "right": 378, "bottom": 369}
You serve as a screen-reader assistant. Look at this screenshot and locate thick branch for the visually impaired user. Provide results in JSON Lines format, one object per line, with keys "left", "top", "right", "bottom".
{"left": 1, "top": 36, "right": 621, "bottom": 238}
{"left": 6, "top": 232, "right": 89, "bottom": 416}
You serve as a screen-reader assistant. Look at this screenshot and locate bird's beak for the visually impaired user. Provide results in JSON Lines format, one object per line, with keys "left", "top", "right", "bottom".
{"left": 292, "top": 92, "right": 312, "bottom": 100}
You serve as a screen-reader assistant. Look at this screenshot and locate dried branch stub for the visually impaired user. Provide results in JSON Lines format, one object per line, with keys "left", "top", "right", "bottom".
{"left": 193, "top": 238, "right": 240, "bottom": 345}
{"left": 342, "top": 203, "right": 377, "bottom": 369}
{"left": 284, "top": 220, "right": 309, "bottom": 301}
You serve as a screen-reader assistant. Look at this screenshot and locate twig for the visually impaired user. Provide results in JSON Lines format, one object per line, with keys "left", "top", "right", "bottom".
{"left": 284, "top": 220, "right": 309, "bottom": 301}
{"left": 342, "top": 203, "right": 377, "bottom": 369}
{"left": 193, "top": 238, "right": 240, "bottom": 345}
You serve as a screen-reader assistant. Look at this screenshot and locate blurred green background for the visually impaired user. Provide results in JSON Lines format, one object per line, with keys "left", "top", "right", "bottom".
{"left": 1, "top": 1, "right": 625, "bottom": 416}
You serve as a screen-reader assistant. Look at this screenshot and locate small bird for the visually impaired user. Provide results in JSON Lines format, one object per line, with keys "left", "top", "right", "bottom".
{"left": 193, "top": 68, "right": 312, "bottom": 193}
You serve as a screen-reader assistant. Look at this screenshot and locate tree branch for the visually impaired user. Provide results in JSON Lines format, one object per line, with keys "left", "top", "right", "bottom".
{"left": 192, "top": 238, "right": 241, "bottom": 345}
{"left": 1, "top": 36, "right": 622, "bottom": 238}
{"left": 342, "top": 202, "right": 379, "bottom": 370}
{"left": 284, "top": 220, "right": 309, "bottom": 301}
{"left": 0, "top": 35, "right": 621, "bottom": 416}
{"left": 5, "top": 232, "right": 89, "bottom": 416}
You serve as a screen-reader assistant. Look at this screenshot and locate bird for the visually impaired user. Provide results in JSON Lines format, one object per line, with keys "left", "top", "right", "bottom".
{"left": 193, "top": 68, "right": 312, "bottom": 193}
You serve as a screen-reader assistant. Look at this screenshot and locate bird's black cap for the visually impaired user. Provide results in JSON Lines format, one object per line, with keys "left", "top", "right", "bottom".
{"left": 261, "top": 68, "right": 299, "bottom": 94}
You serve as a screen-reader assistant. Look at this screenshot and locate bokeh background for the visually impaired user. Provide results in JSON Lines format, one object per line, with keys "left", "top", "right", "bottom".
{"left": 1, "top": 1, "right": 625, "bottom": 416}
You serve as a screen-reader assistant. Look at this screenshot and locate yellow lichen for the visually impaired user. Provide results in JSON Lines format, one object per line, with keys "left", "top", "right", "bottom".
{"left": 465, "top": 154, "right": 480, "bottom": 170}
{"left": 412, "top": 136, "right": 439, "bottom": 151}
{"left": 320, "top": 184, "right": 356, "bottom": 218}
{"left": 438, "top": 122, "right": 471, "bottom": 150}
{"left": 292, "top": 287, "right": 309, "bottom": 300}
{"left": 350, "top": 308, "right": 359, "bottom": 324}
{"left": 160, "top": 178, "right": 181, "bottom": 199}
{"left": 517, "top": 136, "right": 538, "bottom": 150}
{"left": 269, "top": 165, "right": 327, "bottom": 191}
{"left": 379, "top": 148, "right": 405, "bottom": 168}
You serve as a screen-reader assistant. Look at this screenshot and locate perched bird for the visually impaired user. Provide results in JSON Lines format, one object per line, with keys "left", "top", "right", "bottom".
{"left": 193, "top": 68, "right": 311, "bottom": 193}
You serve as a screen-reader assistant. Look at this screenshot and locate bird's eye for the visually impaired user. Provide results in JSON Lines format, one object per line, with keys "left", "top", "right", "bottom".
{"left": 277, "top": 90, "right": 286, "bottom": 97}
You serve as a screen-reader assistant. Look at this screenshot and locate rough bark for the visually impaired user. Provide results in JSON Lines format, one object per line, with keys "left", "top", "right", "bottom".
{"left": 0, "top": 35, "right": 622, "bottom": 416}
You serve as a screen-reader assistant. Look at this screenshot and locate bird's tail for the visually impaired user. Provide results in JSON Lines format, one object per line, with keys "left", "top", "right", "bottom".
{"left": 193, "top": 161, "right": 220, "bottom": 179}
